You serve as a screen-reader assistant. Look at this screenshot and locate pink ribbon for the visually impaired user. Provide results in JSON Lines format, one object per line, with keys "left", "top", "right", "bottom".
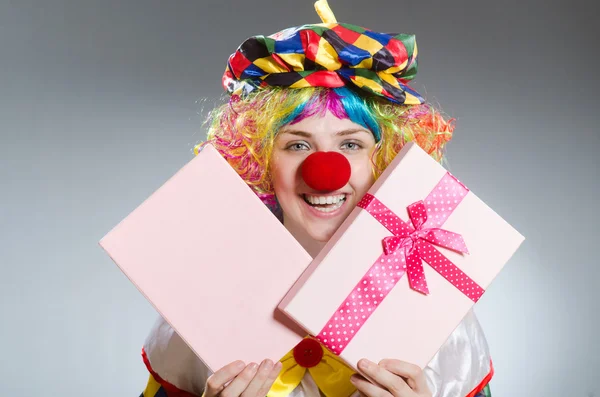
{"left": 316, "top": 173, "right": 485, "bottom": 355}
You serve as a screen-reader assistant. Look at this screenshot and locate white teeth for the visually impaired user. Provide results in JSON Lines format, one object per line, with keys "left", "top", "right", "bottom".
{"left": 313, "top": 200, "right": 344, "bottom": 212}
{"left": 304, "top": 194, "right": 346, "bottom": 205}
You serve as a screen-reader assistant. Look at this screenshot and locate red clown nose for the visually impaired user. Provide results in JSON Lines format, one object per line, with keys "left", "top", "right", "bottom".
{"left": 301, "top": 151, "right": 351, "bottom": 191}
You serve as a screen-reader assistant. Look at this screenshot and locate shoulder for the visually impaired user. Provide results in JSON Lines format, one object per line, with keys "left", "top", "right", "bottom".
{"left": 142, "top": 316, "right": 212, "bottom": 396}
{"left": 424, "top": 310, "right": 493, "bottom": 397}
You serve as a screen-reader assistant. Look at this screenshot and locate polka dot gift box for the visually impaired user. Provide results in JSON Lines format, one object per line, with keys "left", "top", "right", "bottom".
{"left": 279, "top": 142, "right": 525, "bottom": 371}
{"left": 99, "top": 144, "right": 311, "bottom": 372}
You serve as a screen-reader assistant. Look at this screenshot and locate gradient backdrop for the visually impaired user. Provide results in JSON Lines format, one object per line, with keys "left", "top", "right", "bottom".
{"left": 1, "top": 0, "right": 598, "bottom": 395}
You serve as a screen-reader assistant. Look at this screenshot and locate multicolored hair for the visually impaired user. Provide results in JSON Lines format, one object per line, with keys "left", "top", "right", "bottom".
{"left": 194, "top": 86, "right": 454, "bottom": 213}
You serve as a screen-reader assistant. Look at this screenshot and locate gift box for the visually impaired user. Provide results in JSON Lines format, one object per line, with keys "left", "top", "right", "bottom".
{"left": 99, "top": 144, "right": 311, "bottom": 372}
{"left": 279, "top": 142, "right": 524, "bottom": 370}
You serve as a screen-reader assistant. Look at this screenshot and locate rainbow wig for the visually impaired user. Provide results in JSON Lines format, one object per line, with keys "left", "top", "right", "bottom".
{"left": 194, "top": 86, "right": 454, "bottom": 213}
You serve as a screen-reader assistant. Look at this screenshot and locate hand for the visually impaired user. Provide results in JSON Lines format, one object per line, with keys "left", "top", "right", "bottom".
{"left": 350, "top": 359, "right": 432, "bottom": 397}
{"left": 202, "top": 359, "right": 283, "bottom": 397}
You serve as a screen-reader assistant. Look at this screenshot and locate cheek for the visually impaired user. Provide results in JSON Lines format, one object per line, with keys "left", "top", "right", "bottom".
{"left": 271, "top": 154, "right": 301, "bottom": 196}
{"left": 349, "top": 156, "right": 375, "bottom": 193}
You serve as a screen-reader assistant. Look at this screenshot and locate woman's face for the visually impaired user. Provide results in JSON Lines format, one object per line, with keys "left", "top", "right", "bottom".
{"left": 271, "top": 110, "right": 377, "bottom": 242}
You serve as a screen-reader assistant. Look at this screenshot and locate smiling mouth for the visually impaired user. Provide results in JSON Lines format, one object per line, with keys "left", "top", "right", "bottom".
{"left": 302, "top": 193, "right": 347, "bottom": 213}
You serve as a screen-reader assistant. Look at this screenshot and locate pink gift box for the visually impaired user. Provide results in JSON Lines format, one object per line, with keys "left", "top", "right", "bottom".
{"left": 99, "top": 144, "right": 311, "bottom": 372}
{"left": 279, "top": 142, "right": 524, "bottom": 370}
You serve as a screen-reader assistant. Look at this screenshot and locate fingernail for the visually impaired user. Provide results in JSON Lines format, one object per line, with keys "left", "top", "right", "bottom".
{"left": 248, "top": 362, "right": 258, "bottom": 371}
{"left": 350, "top": 375, "right": 358, "bottom": 383}
{"left": 235, "top": 361, "right": 246, "bottom": 370}
{"left": 358, "top": 359, "right": 371, "bottom": 369}
{"left": 273, "top": 362, "right": 282, "bottom": 372}
{"left": 263, "top": 359, "right": 274, "bottom": 370}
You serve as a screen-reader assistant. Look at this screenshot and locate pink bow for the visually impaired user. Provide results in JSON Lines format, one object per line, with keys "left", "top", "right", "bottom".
{"left": 379, "top": 200, "right": 469, "bottom": 294}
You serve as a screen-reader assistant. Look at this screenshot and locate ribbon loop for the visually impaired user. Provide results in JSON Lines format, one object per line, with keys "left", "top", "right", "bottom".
{"left": 382, "top": 235, "right": 403, "bottom": 255}
{"left": 421, "top": 228, "right": 469, "bottom": 255}
{"left": 407, "top": 200, "right": 428, "bottom": 229}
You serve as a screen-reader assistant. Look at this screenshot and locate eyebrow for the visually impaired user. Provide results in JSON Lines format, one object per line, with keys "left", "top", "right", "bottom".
{"left": 281, "top": 128, "right": 371, "bottom": 138}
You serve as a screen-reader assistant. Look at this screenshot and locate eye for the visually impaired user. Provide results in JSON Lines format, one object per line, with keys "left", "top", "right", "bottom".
{"left": 341, "top": 141, "right": 363, "bottom": 151}
{"left": 286, "top": 141, "right": 311, "bottom": 151}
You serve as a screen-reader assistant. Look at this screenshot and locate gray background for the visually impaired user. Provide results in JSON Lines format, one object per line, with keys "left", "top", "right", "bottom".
{"left": 1, "top": 0, "right": 598, "bottom": 395}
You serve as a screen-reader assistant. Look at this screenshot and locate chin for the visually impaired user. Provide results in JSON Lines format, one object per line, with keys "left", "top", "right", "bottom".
{"left": 307, "top": 228, "right": 337, "bottom": 243}
{"left": 304, "top": 218, "right": 346, "bottom": 242}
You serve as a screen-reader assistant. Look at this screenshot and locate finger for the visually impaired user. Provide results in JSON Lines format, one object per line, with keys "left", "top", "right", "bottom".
{"left": 220, "top": 363, "right": 260, "bottom": 397}
{"left": 254, "top": 361, "right": 283, "bottom": 397}
{"left": 379, "top": 359, "right": 428, "bottom": 394}
{"left": 240, "top": 359, "right": 274, "bottom": 397}
{"left": 204, "top": 361, "right": 246, "bottom": 397}
{"left": 357, "top": 359, "right": 412, "bottom": 397}
{"left": 350, "top": 373, "right": 393, "bottom": 397}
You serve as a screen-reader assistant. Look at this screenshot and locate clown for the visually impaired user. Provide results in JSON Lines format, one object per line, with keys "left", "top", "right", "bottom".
{"left": 140, "top": 2, "right": 493, "bottom": 396}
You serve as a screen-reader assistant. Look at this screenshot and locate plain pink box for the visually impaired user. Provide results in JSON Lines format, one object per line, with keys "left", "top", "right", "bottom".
{"left": 99, "top": 144, "right": 311, "bottom": 372}
{"left": 279, "top": 142, "right": 525, "bottom": 370}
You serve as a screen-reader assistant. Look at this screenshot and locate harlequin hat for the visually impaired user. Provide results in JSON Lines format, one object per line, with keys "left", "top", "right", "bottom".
{"left": 222, "top": 0, "right": 424, "bottom": 105}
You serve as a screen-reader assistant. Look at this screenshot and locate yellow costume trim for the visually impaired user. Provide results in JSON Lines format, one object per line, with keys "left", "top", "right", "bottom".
{"left": 143, "top": 373, "right": 162, "bottom": 397}
{"left": 267, "top": 339, "right": 357, "bottom": 397}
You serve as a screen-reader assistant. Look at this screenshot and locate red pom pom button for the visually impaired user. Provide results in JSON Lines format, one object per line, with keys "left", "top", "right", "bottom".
{"left": 301, "top": 151, "right": 351, "bottom": 192}
{"left": 293, "top": 338, "right": 324, "bottom": 368}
